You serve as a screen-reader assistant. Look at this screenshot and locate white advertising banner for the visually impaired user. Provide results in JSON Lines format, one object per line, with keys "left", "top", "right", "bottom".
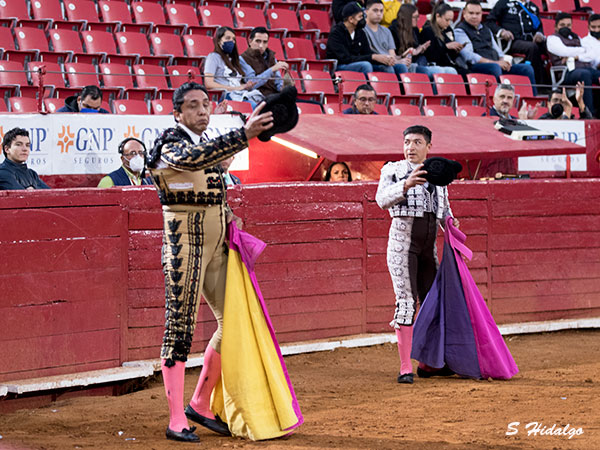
{"left": 0, "top": 114, "right": 248, "bottom": 175}
{"left": 518, "top": 120, "right": 586, "bottom": 172}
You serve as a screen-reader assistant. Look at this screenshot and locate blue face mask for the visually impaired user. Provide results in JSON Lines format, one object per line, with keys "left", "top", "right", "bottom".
{"left": 222, "top": 40, "right": 235, "bottom": 54}
{"left": 80, "top": 108, "right": 100, "bottom": 113}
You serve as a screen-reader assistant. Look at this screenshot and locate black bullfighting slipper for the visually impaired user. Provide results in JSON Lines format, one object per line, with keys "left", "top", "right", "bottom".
{"left": 185, "top": 404, "right": 231, "bottom": 436}
{"left": 397, "top": 372, "right": 414, "bottom": 384}
{"left": 165, "top": 426, "right": 200, "bottom": 442}
{"left": 417, "top": 366, "right": 455, "bottom": 378}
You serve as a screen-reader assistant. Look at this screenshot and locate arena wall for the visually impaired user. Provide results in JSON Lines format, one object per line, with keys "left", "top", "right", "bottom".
{"left": 1, "top": 180, "right": 599, "bottom": 383}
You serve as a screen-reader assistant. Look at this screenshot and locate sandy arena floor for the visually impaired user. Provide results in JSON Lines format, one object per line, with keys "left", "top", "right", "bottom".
{"left": 0, "top": 329, "right": 598, "bottom": 450}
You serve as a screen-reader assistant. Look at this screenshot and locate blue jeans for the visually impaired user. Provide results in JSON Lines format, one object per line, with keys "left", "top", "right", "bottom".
{"left": 470, "top": 62, "right": 538, "bottom": 95}
{"left": 337, "top": 61, "right": 374, "bottom": 74}
{"left": 564, "top": 68, "right": 600, "bottom": 117}
{"left": 373, "top": 63, "right": 408, "bottom": 77}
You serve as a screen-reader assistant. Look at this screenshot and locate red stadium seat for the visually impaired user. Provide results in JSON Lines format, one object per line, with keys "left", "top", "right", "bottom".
{"left": 198, "top": 6, "right": 234, "bottom": 29}
{"left": 423, "top": 104, "right": 455, "bottom": 116}
{"left": 389, "top": 103, "right": 422, "bottom": 116}
{"left": 98, "top": 1, "right": 138, "bottom": 32}
{"left": 284, "top": 38, "right": 336, "bottom": 72}
{"left": 400, "top": 73, "right": 455, "bottom": 106}
{"left": 0, "top": 27, "right": 38, "bottom": 64}
{"left": 82, "top": 30, "right": 133, "bottom": 65}
{"left": 27, "top": 61, "right": 65, "bottom": 95}
{"left": 268, "top": 0, "right": 302, "bottom": 13}
{"left": 132, "top": 64, "right": 169, "bottom": 91}
{"left": 545, "top": 0, "right": 576, "bottom": 12}
{"left": 63, "top": 0, "right": 104, "bottom": 30}
{"left": 15, "top": 26, "right": 71, "bottom": 63}
{"left": 499, "top": 74, "right": 545, "bottom": 108}
{"left": 234, "top": 7, "right": 267, "bottom": 28}
{"left": 298, "top": 10, "right": 331, "bottom": 39}
{"left": 49, "top": 29, "right": 97, "bottom": 64}
{"left": 296, "top": 102, "right": 324, "bottom": 114}
{"left": 456, "top": 105, "right": 487, "bottom": 117}
{"left": 0, "top": 61, "right": 40, "bottom": 97}
{"left": 372, "top": 103, "right": 390, "bottom": 115}
{"left": 167, "top": 65, "right": 202, "bottom": 88}
{"left": 0, "top": 0, "right": 29, "bottom": 26}
{"left": 225, "top": 100, "right": 254, "bottom": 113}
{"left": 115, "top": 31, "right": 171, "bottom": 66}
{"left": 334, "top": 70, "right": 368, "bottom": 103}
{"left": 150, "top": 33, "right": 188, "bottom": 64}
{"left": 101, "top": 62, "right": 157, "bottom": 100}
{"left": 64, "top": 62, "right": 101, "bottom": 87}
{"left": 9, "top": 96, "right": 41, "bottom": 113}
{"left": 300, "top": 69, "right": 336, "bottom": 103}
{"left": 30, "top": 0, "right": 71, "bottom": 29}
{"left": 43, "top": 97, "right": 63, "bottom": 113}
{"left": 367, "top": 72, "right": 403, "bottom": 104}
{"left": 151, "top": 98, "right": 173, "bottom": 114}
{"left": 234, "top": 0, "right": 269, "bottom": 10}
{"left": 434, "top": 73, "right": 481, "bottom": 107}
{"left": 113, "top": 99, "right": 150, "bottom": 114}
{"left": 267, "top": 8, "right": 317, "bottom": 40}
{"left": 165, "top": 3, "right": 202, "bottom": 34}
{"left": 467, "top": 72, "right": 497, "bottom": 106}
{"left": 131, "top": 1, "right": 186, "bottom": 34}
{"left": 183, "top": 34, "right": 214, "bottom": 62}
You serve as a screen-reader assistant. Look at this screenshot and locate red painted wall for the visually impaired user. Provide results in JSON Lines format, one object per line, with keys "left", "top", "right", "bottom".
{"left": 1, "top": 180, "right": 599, "bottom": 383}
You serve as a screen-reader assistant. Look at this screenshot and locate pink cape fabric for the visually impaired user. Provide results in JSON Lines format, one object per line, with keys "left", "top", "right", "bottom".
{"left": 445, "top": 217, "right": 519, "bottom": 379}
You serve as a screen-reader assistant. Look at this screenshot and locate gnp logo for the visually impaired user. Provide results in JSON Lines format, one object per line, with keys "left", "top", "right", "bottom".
{"left": 123, "top": 125, "right": 141, "bottom": 139}
{"left": 0, "top": 126, "right": 48, "bottom": 152}
{"left": 58, "top": 126, "right": 114, "bottom": 152}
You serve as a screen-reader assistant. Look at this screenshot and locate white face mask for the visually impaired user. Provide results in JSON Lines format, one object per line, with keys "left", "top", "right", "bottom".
{"left": 129, "top": 154, "right": 145, "bottom": 173}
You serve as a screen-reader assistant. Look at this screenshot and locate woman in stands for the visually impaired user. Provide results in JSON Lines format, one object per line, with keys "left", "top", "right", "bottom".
{"left": 420, "top": 1, "right": 468, "bottom": 77}
{"left": 204, "top": 27, "right": 265, "bottom": 108}
{"left": 324, "top": 162, "right": 352, "bottom": 182}
{"left": 390, "top": 3, "right": 458, "bottom": 78}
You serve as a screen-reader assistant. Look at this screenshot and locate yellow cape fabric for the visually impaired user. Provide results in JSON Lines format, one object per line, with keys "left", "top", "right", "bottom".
{"left": 211, "top": 248, "right": 299, "bottom": 440}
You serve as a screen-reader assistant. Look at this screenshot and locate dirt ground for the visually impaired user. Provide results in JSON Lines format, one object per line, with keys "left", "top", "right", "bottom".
{"left": 0, "top": 329, "right": 598, "bottom": 450}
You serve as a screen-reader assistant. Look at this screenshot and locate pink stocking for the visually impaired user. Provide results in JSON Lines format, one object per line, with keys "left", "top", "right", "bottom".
{"left": 395, "top": 326, "right": 414, "bottom": 375}
{"left": 189, "top": 345, "right": 221, "bottom": 420}
{"left": 161, "top": 360, "right": 189, "bottom": 432}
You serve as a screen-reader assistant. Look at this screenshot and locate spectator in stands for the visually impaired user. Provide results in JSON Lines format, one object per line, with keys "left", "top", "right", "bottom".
{"left": 344, "top": 83, "right": 378, "bottom": 114}
{"left": 57, "top": 85, "right": 110, "bottom": 113}
{"left": 0, "top": 127, "right": 49, "bottom": 190}
{"left": 324, "top": 161, "right": 353, "bottom": 181}
{"left": 420, "top": 2, "right": 468, "bottom": 76}
{"left": 486, "top": 0, "right": 547, "bottom": 86}
{"left": 487, "top": 83, "right": 538, "bottom": 119}
{"left": 97, "top": 137, "right": 152, "bottom": 187}
{"left": 204, "top": 27, "right": 265, "bottom": 108}
{"left": 547, "top": 13, "right": 600, "bottom": 118}
{"left": 221, "top": 156, "right": 242, "bottom": 186}
{"left": 326, "top": 2, "right": 401, "bottom": 75}
{"left": 390, "top": 3, "right": 458, "bottom": 78}
{"left": 581, "top": 14, "right": 600, "bottom": 69}
{"left": 380, "top": 0, "right": 401, "bottom": 28}
{"left": 240, "top": 27, "right": 289, "bottom": 97}
{"left": 333, "top": 0, "right": 365, "bottom": 23}
{"left": 455, "top": 0, "right": 538, "bottom": 95}
{"left": 539, "top": 83, "right": 592, "bottom": 119}
{"left": 364, "top": 0, "right": 409, "bottom": 76}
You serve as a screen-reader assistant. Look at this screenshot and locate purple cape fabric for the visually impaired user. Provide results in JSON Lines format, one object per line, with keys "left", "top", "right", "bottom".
{"left": 227, "top": 222, "right": 304, "bottom": 430}
{"left": 411, "top": 218, "right": 518, "bottom": 380}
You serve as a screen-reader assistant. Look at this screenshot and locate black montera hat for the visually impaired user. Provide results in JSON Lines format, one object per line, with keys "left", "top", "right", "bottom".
{"left": 258, "top": 86, "right": 299, "bottom": 142}
{"left": 422, "top": 157, "right": 462, "bottom": 186}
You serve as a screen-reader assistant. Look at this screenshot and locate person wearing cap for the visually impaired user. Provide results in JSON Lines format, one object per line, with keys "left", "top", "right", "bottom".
{"left": 326, "top": 1, "right": 401, "bottom": 75}
{"left": 375, "top": 125, "right": 459, "bottom": 385}
{"left": 97, "top": 137, "right": 152, "bottom": 187}
{"left": 146, "top": 81, "right": 274, "bottom": 443}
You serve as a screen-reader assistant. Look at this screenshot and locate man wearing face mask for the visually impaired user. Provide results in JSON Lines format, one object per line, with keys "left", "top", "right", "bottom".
{"left": 539, "top": 83, "right": 592, "bottom": 120}
{"left": 326, "top": 2, "right": 397, "bottom": 75}
{"left": 97, "top": 138, "right": 151, "bottom": 187}
{"left": 547, "top": 12, "right": 600, "bottom": 118}
{"left": 57, "top": 85, "right": 110, "bottom": 113}
{"left": 582, "top": 14, "right": 600, "bottom": 69}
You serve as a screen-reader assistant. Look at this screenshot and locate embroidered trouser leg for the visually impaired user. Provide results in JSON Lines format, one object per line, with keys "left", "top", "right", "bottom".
{"left": 387, "top": 213, "right": 438, "bottom": 327}
{"left": 160, "top": 204, "right": 228, "bottom": 366}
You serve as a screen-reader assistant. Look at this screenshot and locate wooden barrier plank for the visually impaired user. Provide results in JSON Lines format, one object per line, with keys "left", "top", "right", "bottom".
{"left": 127, "top": 288, "right": 164, "bottom": 309}
{"left": 492, "top": 199, "right": 600, "bottom": 217}
{"left": 275, "top": 326, "right": 364, "bottom": 344}
{"left": 492, "top": 262, "right": 600, "bottom": 283}
{"left": 0, "top": 360, "right": 121, "bottom": 384}
{"left": 490, "top": 180, "right": 597, "bottom": 201}
{"left": 0, "top": 330, "right": 120, "bottom": 374}
{"left": 264, "top": 293, "right": 364, "bottom": 316}
{"left": 271, "top": 309, "right": 362, "bottom": 333}
{"left": 129, "top": 230, "right": 163, "bottom": 250}
{"left": 128, "top": 269, "right": 165, "bottom": 289}
{"left": 366, "top": 289, "right": 395, "bottom": 307}
{"left": 451, "top": 199, "right": 490, "bottom": 217}
{"left": 244, "top": 202, "right": 364, "bottom": 224}
{"left": 366, "top": 251, "right": 488, "bottom": 273}
{"left": 494, "top": 308, "right": 600, "bottom": 324}
{"left": 255, "top": 258, "right": 362, "bottom": 282}
{"left": 493, "top": 279, "right": 600, "bottom": 300}
{"left": 0, "top": 268, "right": 123, "bottom": 307}
{"left": 491, "top": 215, "right": 600, "bottom": 234}
{"left": 493, "top": 293, "right": 600, "bottom": 314}
{"left": 492, "top": 247, "right": 600, "bottom": 266}
{"left": 129, "top": 249, "right": 161, "bottom": 270}
{"left": 0, "top": 301, "right": 119, "bottom": 341}
{"left": 0, "top": 189, "right": 121, "bottom": 210}
{"left": 244, "top": 220, "right": 362, "bottom": 244}
{"left": 128, "top": 210, "right": 163, "bottom": 230}
{"left": 241, "top": 183, "right": 369, "bottom": 205}
{"left": 127, "top": 326, "right": 213, "bottom": 351}
{"left": 490, "top": 231, "right": 600, "bottom": 251}
{"left": 0, "top": 206, "right": 123, "bottom": 242}
{"left": 0, "top": 237, "right": 121, "bottom": 274}
{"left": 259, "top": 274, "right": 363, "bottom": 299}
{"left": 259, "top": 239, "right": 363, "bottom": 263}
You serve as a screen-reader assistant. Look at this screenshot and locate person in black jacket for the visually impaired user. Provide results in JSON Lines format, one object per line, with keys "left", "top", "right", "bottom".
{"left": 326, "top": 2, "right": 395, "bottom": 74}
{"left": 0, "top": 128, "right": 50, "bottom": 190}
{"left": 486, "top": 0, "right": 547, "bottom": 85}
{"left": 57, "top": 85, "right": 110, "bottom": 113}
{"left": 420, "top": 2, "right": 468, "bottom": 76}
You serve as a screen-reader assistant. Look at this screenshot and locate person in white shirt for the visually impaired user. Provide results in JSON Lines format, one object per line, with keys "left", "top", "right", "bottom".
{"left": 581, "top": 13, "right": 600, "bottom": 69}
{"left": 547, "top": 12, "right": 600, "bottom": 118}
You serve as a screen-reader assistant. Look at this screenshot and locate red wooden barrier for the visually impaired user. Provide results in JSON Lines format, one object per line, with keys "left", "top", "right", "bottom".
{"left": 1, "top": 180, "right": 599, "bottom": 383}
